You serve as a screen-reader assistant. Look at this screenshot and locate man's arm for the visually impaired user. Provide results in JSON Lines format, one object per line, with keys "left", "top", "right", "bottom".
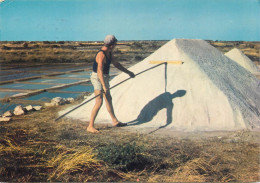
{"left": 112, "top": 60, "right": 135, "bottom": 78}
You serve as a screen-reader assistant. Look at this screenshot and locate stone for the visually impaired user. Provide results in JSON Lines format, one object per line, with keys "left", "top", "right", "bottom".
{"left": 0, "top": 117, "right": 11, "bottom": 122}
{"left": 44, "top": 102, "right": 56, "bottom": 107}
{"left": 14, "top": 105, "right": 25, "bottom": 116}
{"left": 33, "top": 106, "right": 42, "bottom": 111}
{"left": 25, "top": 105, "right": 34, "bottom": 112}
{"left": 3, "top": 110, "right": 13, "bottom": 117}
{"left": 51, "top": 97, "right": 66, "bottom": 105}
{"left": 65, "top": 98, "right": 75, "bottom": 103}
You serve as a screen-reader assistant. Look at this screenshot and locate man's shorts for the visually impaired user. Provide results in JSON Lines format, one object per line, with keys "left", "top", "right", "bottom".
{"left": 90, "top": 72, "right": 110, "bottom": 91}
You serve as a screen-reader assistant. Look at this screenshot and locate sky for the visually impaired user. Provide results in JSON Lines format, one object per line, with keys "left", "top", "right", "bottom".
{"left": 0, "top": 0, "right": 259, "bottom": 41}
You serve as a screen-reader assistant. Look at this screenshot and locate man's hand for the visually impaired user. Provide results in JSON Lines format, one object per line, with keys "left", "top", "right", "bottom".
{"left": 103, "top": 87, "right": 112, "bottom": 101}
{"left": 103, "top": 87, "right": 108, "bottom": 94}
{"left": 112, "top": 60, "right": 135, "bottom": 78}
{"left": 128, "top": 71, "right": 135, "bottom": 78}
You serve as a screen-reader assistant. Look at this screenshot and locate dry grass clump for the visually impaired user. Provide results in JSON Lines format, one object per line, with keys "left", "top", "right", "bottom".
{"left": 169, "top": 156, "right": 236, "bottom": 182}
{"left": 0, "top": 134, "right": 49, "bottom": 181}
{"left": 47, "top": 146, "right": 103, "bottom": 182}
{"left": 0, "top": 136, "right": 32, "bottom": 155}
{"left": 146, "top": 137, "right": 260, "bottom": 182}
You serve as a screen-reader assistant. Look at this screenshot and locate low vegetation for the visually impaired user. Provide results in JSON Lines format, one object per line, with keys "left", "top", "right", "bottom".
{"left": 0, "top": 104, "right": 259, "bottom": 182}
{"left": 1, "top": 41, "right": 259, "bottom": 65}
{"left": 0, "top": 41, "right": 164, "bottom": 65}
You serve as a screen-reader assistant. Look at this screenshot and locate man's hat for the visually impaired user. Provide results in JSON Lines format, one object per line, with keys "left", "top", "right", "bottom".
{"left": 104, "top": 35, "right": 118, "bottom": 46}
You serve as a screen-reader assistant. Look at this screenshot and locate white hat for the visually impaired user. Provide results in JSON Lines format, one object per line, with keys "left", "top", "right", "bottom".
{"left": 104, "top": 35, "right": 118, "bottom": 46}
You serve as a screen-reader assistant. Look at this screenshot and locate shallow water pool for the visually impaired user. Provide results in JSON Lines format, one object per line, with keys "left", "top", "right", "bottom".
{"left": 28, "top": 78, "right": 81, "bottom": 84}
{"left": 0, "top": 83, "right": 56, "bottom": 90}
{"left": 57, "top": 74, "right": 91, "bottom": 79}
{"left": 0, "top": 73, "right": 46, "bottom": 82}
{"left": 59, "top": 85, "right": 93, "bottom": 92}
{"left": 0, "top": 91, "right": 20, "bottom": 98}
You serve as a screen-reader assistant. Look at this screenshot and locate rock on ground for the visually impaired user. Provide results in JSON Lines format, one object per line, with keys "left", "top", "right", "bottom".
{"left": 25, "top": 105, "right": 34, "bottom": 112}
{"left": 0, "top": 117, "right": 11, "bottom": 122}
{"left": 3, "top": 110, "right": 13, "bottom": 117}
{"left": 33, "top": 106, "right": 42, "bottom": 111}
{"left": 51, "top": 97, "right": 66, "bottom": 105}
{"left": 65, "top": 98, "right": 74, "bottom": 103}
{"left": 14, "top": 105, "right": 25, "bottom": 116}
{"left": 45, "top": 97, "right": 74, "bottom": 107}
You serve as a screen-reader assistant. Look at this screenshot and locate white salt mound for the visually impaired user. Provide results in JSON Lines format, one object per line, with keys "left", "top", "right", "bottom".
{"left": 225, "top": 48, "right": 260, "bottom": 74}
{"left": 60, "top": 39, "right": 260, "bottom": 131}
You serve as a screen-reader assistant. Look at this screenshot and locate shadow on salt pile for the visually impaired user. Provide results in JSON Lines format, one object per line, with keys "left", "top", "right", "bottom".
{"left": 128, "top": 90, "right": 186, "bottom": 130}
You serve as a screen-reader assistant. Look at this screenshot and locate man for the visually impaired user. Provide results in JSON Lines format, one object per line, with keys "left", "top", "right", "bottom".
{"left": 88, "top": 35, "right": 135, "bottom": 133}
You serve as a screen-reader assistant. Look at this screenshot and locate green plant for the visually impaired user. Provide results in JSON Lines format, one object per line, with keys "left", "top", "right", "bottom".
{"left": 97, "top": 142, "right": 150, "bottom": 171}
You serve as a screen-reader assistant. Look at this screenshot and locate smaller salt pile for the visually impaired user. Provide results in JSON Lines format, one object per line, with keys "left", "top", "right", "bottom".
{"left": 225, "top": 48, "right": 260, "bottom": 74}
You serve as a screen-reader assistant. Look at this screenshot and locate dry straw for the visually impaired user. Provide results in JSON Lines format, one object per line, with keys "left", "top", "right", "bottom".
{"left": 47, "top": 146, "right": 102, "bottom": 181}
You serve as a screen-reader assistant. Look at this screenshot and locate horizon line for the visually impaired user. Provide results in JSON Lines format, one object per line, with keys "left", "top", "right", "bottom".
{"left": 1, "top": 39, "right": 260, "bottom": 42}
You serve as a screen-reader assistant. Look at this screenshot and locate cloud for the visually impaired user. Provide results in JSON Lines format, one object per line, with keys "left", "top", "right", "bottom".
{"left": 0, "top": 0, "right": 5, "bottom": 3}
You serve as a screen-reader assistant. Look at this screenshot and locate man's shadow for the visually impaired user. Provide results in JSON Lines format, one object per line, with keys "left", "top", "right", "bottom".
{"left": 127, "top": 90, "right": 186, "bottom": 131}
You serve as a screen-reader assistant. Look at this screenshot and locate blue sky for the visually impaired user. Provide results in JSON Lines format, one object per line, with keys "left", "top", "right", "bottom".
{"left": 0, "top": 0, "right": 259, "bottom": 41}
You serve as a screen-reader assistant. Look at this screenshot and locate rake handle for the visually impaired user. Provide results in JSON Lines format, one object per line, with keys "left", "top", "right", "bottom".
{"left": 55, "top": 62, "right": 167, "bottom": 121}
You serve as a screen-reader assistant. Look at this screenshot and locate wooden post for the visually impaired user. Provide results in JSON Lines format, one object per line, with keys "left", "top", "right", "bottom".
{"left": 149, "top": 61, "right": 183, "bottom": 64}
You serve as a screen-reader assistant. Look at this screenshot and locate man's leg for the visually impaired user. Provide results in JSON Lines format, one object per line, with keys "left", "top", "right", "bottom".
{"left": 103, "top": 91, "right": 120, "bottom": 126}
{"left": 88, "top": 90, "right": 103, "bottom": 133}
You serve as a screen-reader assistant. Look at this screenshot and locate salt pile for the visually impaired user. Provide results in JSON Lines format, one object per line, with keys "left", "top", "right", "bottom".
{"left": 225, "top": 48, "right": 260, "bottom": 74}
{"left": 60, "top": 39, "right": 260, "bottom": 131}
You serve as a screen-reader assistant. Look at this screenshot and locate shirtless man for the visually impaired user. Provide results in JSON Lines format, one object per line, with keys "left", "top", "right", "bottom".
{"left": 87, "top": 35, "right": 135, "bottom": 133}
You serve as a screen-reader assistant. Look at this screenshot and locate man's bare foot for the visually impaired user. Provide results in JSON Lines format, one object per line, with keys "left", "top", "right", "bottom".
{"left": 112, "top": 120, "right": 119, "bottom": 126}
{"left": 112, "top": 121, "right": 127, "bottom": 127}
{"left": 87, "top": 127, "right": 100, "bottom": 133}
